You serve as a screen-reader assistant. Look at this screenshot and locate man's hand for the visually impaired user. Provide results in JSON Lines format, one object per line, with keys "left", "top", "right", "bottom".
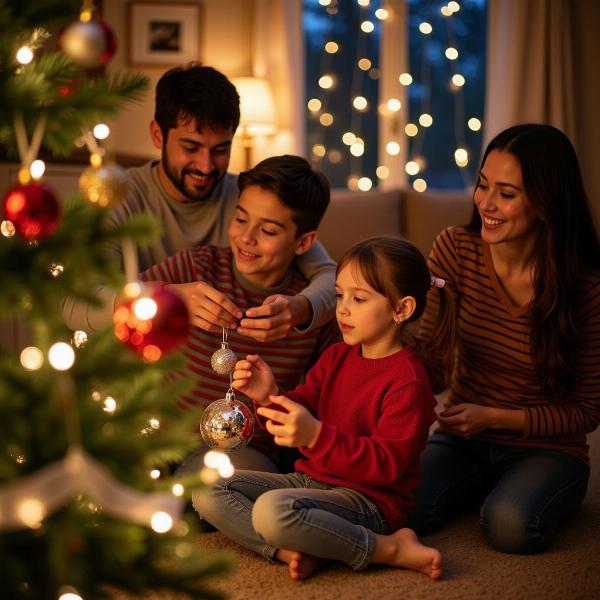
{"left": 232, "top": 354, "right": 277, "bottom": 405}
{"left": 166, "top": 282, "right": 242, "bottom": 333}
{"left": 237, "top": 294, "right": 312, "bottom": 341}
{"left": 256, "top": 395, "right": 322, "bottom": 448}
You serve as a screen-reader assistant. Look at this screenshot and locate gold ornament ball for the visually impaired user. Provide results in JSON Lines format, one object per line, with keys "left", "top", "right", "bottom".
{"left": 211, "top": 344, "right": 237, "bottom": 375}
{"left": 79, "top": 164, "right": 128, "bottom": 207}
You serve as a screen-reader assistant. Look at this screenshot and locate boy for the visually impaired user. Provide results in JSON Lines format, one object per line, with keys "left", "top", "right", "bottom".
{"left": 139, "top": 155, "right": 338, "bottom": 472}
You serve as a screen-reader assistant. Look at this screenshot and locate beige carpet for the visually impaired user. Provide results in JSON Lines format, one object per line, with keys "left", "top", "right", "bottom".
{"left": 193, "top": 428, "right": 600, "bottom": 600}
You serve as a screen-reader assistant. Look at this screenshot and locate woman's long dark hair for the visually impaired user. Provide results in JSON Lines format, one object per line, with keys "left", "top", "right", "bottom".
{"left": 468, "top": 124, "right": 600, "bottom": 398}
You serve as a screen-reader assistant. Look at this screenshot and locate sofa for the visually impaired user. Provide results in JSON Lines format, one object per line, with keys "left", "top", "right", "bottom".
{"left": 320, "top": 187, "right": 473, "bottom": 261}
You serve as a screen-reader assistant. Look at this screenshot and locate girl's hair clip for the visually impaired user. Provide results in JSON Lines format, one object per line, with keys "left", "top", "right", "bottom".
{"left": 430, "top": 276, "right": 446, "bottom": 289}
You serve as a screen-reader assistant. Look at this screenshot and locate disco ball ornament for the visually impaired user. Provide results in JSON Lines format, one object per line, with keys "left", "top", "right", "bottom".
{"left": 59, "top": 20, "right": 117, "bottom": 69}
{"left": 211, "top": 342, "right": 237, "bottom": 375}
{"left": 2, "top": 182, "right": 61, "bottom": 241}
{"left": 79, "top": 163, "right": 128, "bottom": 207}
{"left": 200, "top": 391, "right": 254, "bottom": 451}
{"left": 113, "top": 283, "right": 190, "bottom": 362}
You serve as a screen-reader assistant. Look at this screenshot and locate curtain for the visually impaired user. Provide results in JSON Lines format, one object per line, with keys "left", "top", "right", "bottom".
{"left": 484, "top": 0, "right": 600, "bottom": 228}
{"left": 252, "top": 0, "right": 304, "bottom": 161}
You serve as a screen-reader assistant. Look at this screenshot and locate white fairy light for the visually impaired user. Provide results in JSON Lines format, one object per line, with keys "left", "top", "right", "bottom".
{"left": 413, "top": 178, "right": 428, "bottom": 192}
{"left": 172, "top": 483, "right": 185, "bottom": 496}
{"left": 361, "top": 21, "right": 375, "bottom": 33}
{"left": 358, "top": 0, "right": 370, "bottom": 6}
{"left": 319, "top": 0, "right": 331, "bottom": 5}
{"left": 20, "top": 346, "right": 44, "bottom": 370}
{"left": 324, "top": 41, "right": 339, "bottom": 53}
{"left": 342, "top": 132, "right": 356, "bottom": 145}
{"left": 468, "top": 117, "right": 482, "bottom": 131}
{"left": 353, "top": 96, "right": 368, "bottom": 111}
{"left": 441, "top": 5, "right": 453, "bottom": 16}
{"left": 1, "top": 220, "right": 16, "bottom": 237}
{"left": 386, "top": 141, "right": 400, "bottom": 155}
{"left": 49, "top": 263, "right": 64, "bottom": 278}
{"left": 319, "top": 113, "right": 334, "bottom": 126}
{"left": 71, "top": 330, "right": 87, "bottom": 348}
{"left": 133, "top": 297, "right": 157, "bottom": 320}
{"left": 448, "top": 1, "right": 461, "bottom": 13}
{"left": 218, "top": 462, "right": 235, "bottom": 478}
{"left": 445, "top": 47, "right": 459, "bottom": 60}
{"left": 29, "top": 160, "right": 45, "bottom": 179}
{"left": 103, "top": 396, "right": 117, "bottom": 413}
{"left": 150, "top": 469, "right": 161, "bottom": 479}
{"left": 405, "top": 123, "right": 419, "bottom": 137}
{"left": 419, "top": 113, "right": 433, "bottom": 127}
{"left": 405, "top": 161, "right": 420, "bottom": 175}
{"left": 312, "top": 144, "right": 326, "bottom": 157}
{"left": 455, "top": 147, "right": 469, "bottom": 167}
{"left": 318, "top": 75, "right": 334, "bottom": 89}
{"left": 375, "top": 8, "right": 389, "bottom": 20}
{"left": 358, "top": 58, "right": 372, "bottom": 70}
{"left": 376, "top": 166, "right": 389, "bottom": 179}
{"left": 350, "top": 142, "right": 365, "bottom": 157}
{"left": 307, "top": 98, "right": 321, "bottom": 112}
{"left": 17, "top": 498, "right": 45, "bottom": 528}
{"left": 399, "top": 73, "right": 413, "bottom": 86}
{"left": 451, "top": 74, "right": 465, "bottom": 87}
{"left": 123, "top": 282, "right": 142, "bottom": 298}
{"left": 59, "top": 591, "right": 83, "bottom": 600}
{"left": 93, "top": 123, "right": 110, "bottom": 140}
{"left": 387, "top": 98, "right": 401, "bottom": 112}
{"left": 357, "top": 177, "right": 372, "bottom": 192}
{"left": 149, "top": 418, "right": 160, "bottom": 429}
{"left": 16, "top": 46, "right": 34, "bottom": 64}
{"left": 347, "top": 176, "right": 360, "bottom": 191}
{"left": 150, "top": 511, "right": 173, "bottom": 533}
{"left": 48, "top": 342, "right": 75, "bottom": 371}
{"left": 419, "top": 22, "right": 433, "bottom": 34}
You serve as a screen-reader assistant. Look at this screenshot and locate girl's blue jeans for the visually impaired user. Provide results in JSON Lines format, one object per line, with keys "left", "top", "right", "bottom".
{"left": 408, "top": 432, "right": 590, "bottom": 554}
{"left": 193, "top": 470, "right": 391, "bottom": 570}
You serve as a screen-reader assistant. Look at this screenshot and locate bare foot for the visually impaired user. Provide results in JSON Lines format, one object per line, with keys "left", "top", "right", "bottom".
{"left": 276, "top": 549, "right": 326, "bottom": 580}
{"left": 372, "top": 528, "right": 442, "bottom": 580}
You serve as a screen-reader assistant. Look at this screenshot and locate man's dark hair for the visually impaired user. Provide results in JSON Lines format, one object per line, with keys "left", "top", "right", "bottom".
{"left": 154, "top": 63, "right": 240, "bottom": 138}
{"left": 238, "top": 155, "right": 330, "bottom": 236}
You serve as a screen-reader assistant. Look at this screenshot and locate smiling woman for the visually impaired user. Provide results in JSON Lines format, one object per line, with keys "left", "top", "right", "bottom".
{"left": 412, "top": 124, "right": 600, "bottom": 556}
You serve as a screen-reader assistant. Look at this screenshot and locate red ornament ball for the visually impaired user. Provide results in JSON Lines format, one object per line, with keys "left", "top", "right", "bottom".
{"left": 114, "top": 283, "right": 190, "bottom": 362}
{"left": 2, "top": 182, "right": 61, "bottom": 241}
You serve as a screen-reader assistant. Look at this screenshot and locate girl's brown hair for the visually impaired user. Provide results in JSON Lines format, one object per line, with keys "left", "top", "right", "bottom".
{"left": 337, "top": 237, "right": 456, "bottom": 393}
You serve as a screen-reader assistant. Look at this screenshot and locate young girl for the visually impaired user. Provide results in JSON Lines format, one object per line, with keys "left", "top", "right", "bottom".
{"left": 193, "top": 237, "right": 455, "bottom": 580}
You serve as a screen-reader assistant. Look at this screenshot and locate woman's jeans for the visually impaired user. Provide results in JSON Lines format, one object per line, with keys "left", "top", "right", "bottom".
{"left": 408, "top": 432, "right": 590, "bottom": 554}
{"left": 193, "top": 470, "right": 391, "bottom": 570}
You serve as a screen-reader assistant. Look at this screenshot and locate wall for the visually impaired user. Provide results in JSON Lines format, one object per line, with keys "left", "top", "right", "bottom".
{"left": 102, "top": 0, "right": 255, "bottom": 172}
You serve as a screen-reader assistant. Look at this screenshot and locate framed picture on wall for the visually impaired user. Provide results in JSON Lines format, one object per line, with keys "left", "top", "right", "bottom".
{"left": 128, "top": 2, "right": 201, "bottom": 67}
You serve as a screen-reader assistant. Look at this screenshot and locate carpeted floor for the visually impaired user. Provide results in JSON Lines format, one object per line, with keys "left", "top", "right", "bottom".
{"left": 191, "top": 427, "right": 600, "bottom": 600}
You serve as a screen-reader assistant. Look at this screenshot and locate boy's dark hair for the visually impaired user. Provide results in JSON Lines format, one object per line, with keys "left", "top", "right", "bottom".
{"left": 238, "top": 155, "right": 330, "bottom": 236}
{"left": 154, "top": 63, "right": 240, "bottom": 138}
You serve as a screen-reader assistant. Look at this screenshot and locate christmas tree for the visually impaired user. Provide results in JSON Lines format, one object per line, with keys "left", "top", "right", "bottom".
{"left": 0, "top": 1, "right": 232, "bottom": 597}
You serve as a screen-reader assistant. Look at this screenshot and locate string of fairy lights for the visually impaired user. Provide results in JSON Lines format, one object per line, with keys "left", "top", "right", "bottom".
{"left": 307, "top": 0, "right": 483, "bottom": 191}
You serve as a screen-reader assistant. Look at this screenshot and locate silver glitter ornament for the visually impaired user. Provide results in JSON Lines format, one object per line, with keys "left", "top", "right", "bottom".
{"left": 200, "top": 391, "right": 254, "bottom": 451}
{"left": 211, "top": 328, "right": 238, "bottom": 374}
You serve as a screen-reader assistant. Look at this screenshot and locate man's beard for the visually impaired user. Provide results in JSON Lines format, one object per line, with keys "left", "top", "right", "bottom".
{"left": 162, "top": 149, "right": 223, "bottom": 201}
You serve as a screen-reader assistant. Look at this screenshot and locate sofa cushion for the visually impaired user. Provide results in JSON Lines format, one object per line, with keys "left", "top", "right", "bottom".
{"left": 318, "top": 188, "right": 402, "bottom": 261}
{"left": 403, "top": 189, "right": 473, "bottom": 255}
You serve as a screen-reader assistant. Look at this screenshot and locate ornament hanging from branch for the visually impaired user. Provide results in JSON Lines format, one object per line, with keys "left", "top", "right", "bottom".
{"left": 113, "top": 282, "right": 190, "bottom": 362}
{"left": 59, "top": 1, "right": 116, "bottom": 69}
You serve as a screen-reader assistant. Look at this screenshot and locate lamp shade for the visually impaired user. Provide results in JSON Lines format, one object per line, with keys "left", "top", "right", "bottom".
{"left": 232, "top": 77, "right": 278, "bottom": 136}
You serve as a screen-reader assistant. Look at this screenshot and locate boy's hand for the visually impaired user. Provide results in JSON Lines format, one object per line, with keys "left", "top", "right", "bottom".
{"left": 166, "top": 282, "right": 242, "bottom": 332}
{"left": 232, "top": 354, "right": 277, "bottom": 404}
{"left": 236, "top": 295, "right": 312, "bottom": 341}
{"left": 256, "top": 395, "right": 322, "bottom": 448}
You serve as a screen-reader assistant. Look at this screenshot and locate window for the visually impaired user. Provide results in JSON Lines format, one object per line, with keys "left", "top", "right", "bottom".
{"left": 304, "top": 0, "right": 487, "bottom": 191}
